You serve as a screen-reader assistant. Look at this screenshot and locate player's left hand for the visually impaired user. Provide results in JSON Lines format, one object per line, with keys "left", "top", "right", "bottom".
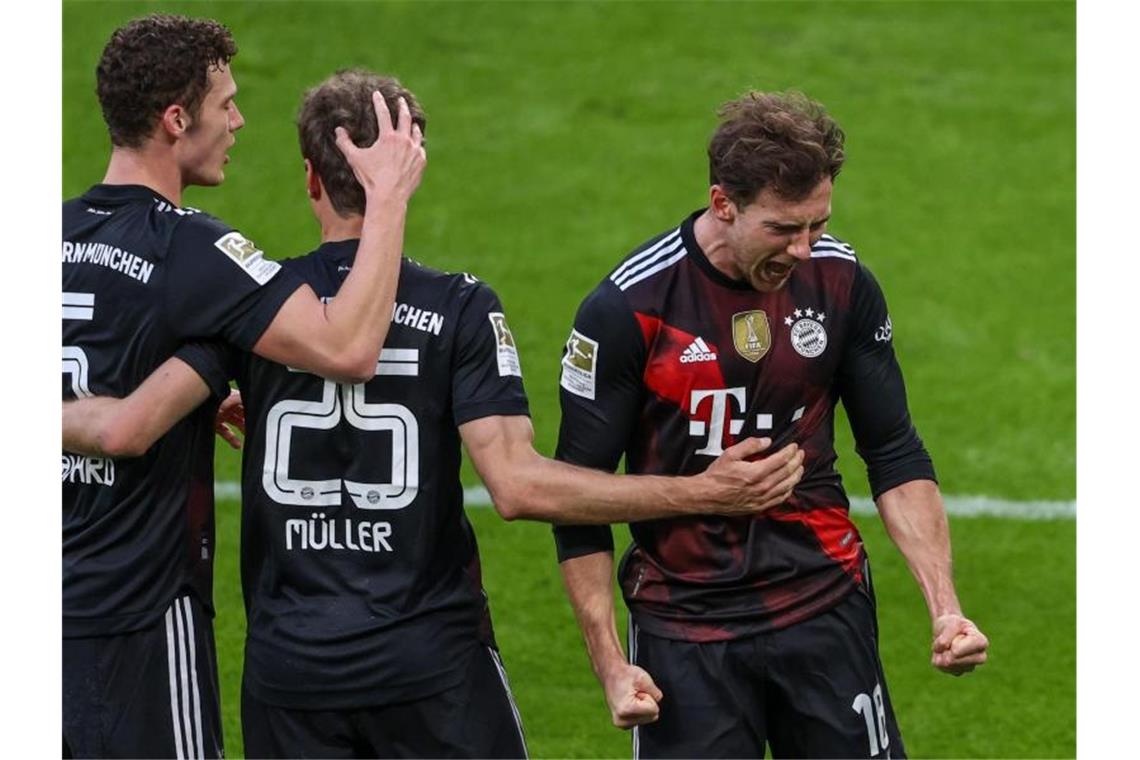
{"left": 214, "top": 389, "right": 245, "bottom": 450}
{"left": 931, "top": 613, "right": 989, "bottom": 676}
{"left": 602, "top": 663, "right": 664, "bottom": 729}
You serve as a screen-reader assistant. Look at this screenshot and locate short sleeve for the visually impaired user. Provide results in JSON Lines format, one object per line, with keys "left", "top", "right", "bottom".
{"left": 837, "top": 263, "right": 936, "bottom": 498}
{"left": 451, "top": 282, "right": 530, "bottom": 426}
{"left": 173, "top": 341, "right": 237, "bottom": 402}
{"left": 165, "top": 215, "right": 304, "bottom": 350}
{"left": 552, "top": 279, "right": 647, "bottom": 562}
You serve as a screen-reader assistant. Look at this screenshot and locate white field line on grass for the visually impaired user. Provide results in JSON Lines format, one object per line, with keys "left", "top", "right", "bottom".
{"left": 213, "top": 482, "right": 1075, "bottom": 520}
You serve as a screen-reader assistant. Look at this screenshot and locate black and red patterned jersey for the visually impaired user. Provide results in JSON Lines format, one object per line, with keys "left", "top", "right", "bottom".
{"left": 62, "top": 184, "right": 302, "bottom": 638}
{"left": 553, "top": 209, "right": 935, "bottom": 642}
{"left": 183, "top": 240, "right": 530, "bottom": 709}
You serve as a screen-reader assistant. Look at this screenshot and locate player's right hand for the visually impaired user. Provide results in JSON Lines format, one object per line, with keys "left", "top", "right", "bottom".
{"left": 702, "top": 437, "right": 804, "bottom": 515}
{"left": 214, "top": 388, "right": 245, "bottom": 450}
{"left": 603, "top": 663, "right": 663, "bottom": 729}
{"left": 334, "top": 92, "right": 427, "bottom": 204}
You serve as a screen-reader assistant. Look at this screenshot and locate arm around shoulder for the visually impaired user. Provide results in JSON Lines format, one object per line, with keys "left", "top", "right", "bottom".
{"left": 62, "top": 356, "right": 214, "bottom": 458}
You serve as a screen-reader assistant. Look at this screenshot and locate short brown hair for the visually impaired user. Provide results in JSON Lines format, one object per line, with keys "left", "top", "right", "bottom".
{"left": 708, "top": 91, "right": 846, "bottom": 205}
{"left": 297, "top": 69, "right": 426, "bottom": 217}
{"left": 96, "top": 14, "right": 237, "bottom": 148}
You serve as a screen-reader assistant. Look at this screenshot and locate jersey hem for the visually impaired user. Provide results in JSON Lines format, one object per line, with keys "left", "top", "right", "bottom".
{"left": 63, "top": 590, "right": 215, "bottom": 639}
{"left": 453, "top": 401, "right": 530, "bottom": 427}
{"left": 242, "top": 643, "right": 476, "bottom": 710}
{"left": 627, "top": 576, "right": 861, "bottom": 643}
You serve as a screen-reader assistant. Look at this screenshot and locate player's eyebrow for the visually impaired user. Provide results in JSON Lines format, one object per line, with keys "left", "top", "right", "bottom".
{"left": 765, "top": 215, "right": 830, "bottom": 231}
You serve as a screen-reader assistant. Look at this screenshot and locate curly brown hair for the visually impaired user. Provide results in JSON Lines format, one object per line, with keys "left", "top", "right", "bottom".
{"left": 96, "top": 14, "right": 237, "bottom": 148}
{"left": 297, "top": 69, "right": 426, "bottom": 217}
{"left": 708, "top": 91, "right": 846, "bottom": 205}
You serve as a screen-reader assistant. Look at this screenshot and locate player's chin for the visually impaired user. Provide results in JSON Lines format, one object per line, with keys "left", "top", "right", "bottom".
{"left": 187, "top": 168, "right": 226, "bottom": 188}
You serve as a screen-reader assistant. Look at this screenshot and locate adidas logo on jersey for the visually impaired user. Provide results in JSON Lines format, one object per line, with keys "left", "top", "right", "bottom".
{"left": 680, "top": 337, "right": 718, "bottom": 364}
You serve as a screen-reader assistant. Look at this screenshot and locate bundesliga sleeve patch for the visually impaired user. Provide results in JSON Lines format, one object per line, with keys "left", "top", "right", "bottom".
{"left": 488, "top": 312, "right": 522, "bottom": 377}
{"left": 213, "top": 231, "right": 282, "bottom": 286}
{"left": 560, "top": 328, "right": 598, "bottom": 400}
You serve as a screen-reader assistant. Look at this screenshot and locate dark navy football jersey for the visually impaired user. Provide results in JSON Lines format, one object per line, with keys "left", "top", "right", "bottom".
{"left": 187, "top": 240, "right": 530, "bottom": 709}
{"left": 554, "top": 210, "right": 935, "bottom": 642}
{"left": 62, "top": 184, "right": 302, "bottom": 637}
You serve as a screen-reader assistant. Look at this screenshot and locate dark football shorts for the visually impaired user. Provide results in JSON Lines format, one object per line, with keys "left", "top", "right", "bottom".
{"left": 241, "top": 644, "right": 528, "bottom": 758}
{"left": 63, "top": 594, "right": 223, "bottom": 759}
{"left": 630, "top": 570, "right": 905, "bottom": 759}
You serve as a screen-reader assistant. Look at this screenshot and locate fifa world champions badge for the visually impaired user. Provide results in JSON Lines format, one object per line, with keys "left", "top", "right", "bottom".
{"left": 784, "top": 307, "right": 828, "bottom": 358}
{"left": 732, "top": 311, "right": 772, "bottom": 363}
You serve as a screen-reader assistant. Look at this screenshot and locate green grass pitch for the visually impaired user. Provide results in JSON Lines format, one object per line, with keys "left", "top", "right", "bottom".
{"left": 64, "top": 1, "right": 1075, "bottom": 757}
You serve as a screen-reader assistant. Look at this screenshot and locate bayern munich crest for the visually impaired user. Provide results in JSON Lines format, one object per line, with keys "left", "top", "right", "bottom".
{"left": 784, "top": 307, "right": 828, "bottom": 358}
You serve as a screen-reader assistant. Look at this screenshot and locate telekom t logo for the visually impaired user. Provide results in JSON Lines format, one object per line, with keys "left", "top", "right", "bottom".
{"left": 689, "top": 388, "right": 745, "bottom": 456}
{"left": 689, "top": 387, "right": 777, "bottom": 456}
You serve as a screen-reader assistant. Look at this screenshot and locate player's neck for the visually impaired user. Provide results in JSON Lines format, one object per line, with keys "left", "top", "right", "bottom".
{"left": 693, "top": 208, "right": 746, "bottom": 281}
{"left": 318, "top": 210, "right": 364, "bottom": 243}
{"left": 102, "top": 146, "right": 183, "bottom": 207}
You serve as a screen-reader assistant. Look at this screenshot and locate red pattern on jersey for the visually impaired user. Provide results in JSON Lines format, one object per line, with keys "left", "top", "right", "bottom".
{"left": 635, "top": 312, "right": 742, "bottom": 454}
{"left": 636, "top": 313, "right": 726, "bottom": 402}
{"left": 632, "top": 311, "right": 751, "bottom": 588}
{"left": 766, "top": 506, "right": 864, "bottom": 579}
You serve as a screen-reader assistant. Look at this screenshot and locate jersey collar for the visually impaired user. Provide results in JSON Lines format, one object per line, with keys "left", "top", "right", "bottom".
{"left": 315, "top": 238, "right": 360, "bottom": 266}
{"left": 81, "top": 183, "right": 179, "bottom": 209}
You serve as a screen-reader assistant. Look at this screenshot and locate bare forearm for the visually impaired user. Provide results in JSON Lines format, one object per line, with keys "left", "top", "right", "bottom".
{"left": 876, "top": 479, "right": 961, "bottom": 620}
{"left": 506, "top": 453, "right": 701, "bottom": 523}
{"left": 560, "top": 552, "right": 627, "bottom": 683}
{"left": 465, "top": 417, "right": 800, "bottom": 523}
{"left": 62, "top": 357, "right": 213, "bottom": 458}
{"left": 62, "top": 398, "right": 120, "bottom": 457}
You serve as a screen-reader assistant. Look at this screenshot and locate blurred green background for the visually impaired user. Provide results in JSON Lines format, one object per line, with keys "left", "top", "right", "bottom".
{"left": 64, "top": 1, "right": 1075, "bottom": 757}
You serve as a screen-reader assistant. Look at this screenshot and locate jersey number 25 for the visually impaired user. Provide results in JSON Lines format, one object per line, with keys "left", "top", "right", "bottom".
{"left": 263, "top": 379, "right": 419, "bottom": 510}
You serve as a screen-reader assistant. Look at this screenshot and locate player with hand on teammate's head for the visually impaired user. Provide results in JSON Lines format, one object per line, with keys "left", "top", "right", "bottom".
{"left": 64, "top": 69, "right": 806, "bottom": 758}
{"left": 554, "top": 90, "right": 989, "bottom": 758}
{"left": 62, "top": 14, "right": 423, "bottom": 758}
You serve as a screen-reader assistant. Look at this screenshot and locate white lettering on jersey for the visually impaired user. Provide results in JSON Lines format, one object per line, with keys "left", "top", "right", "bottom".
{"left": 391, "top": 302, "right": 445, "bottom": 336}
{"left": 488, "top": 312, "right": 522, "bottom": 378}
{"left": 285, "top": 514, "right": 394, "bottom": 553}
{"left": 213, "top": 231, "right": 281, "bottom": 285}
{"left": 560, "top": 328, "right": 598, "bottom": 400}
{"left": 61, "top": 241, "right": 154, "bottom": 284}
{"left": 680, "top": 337, "right": 718, "bottom": 364}
{"left": 61, "top": 454, "right": 116, "bottom": 486}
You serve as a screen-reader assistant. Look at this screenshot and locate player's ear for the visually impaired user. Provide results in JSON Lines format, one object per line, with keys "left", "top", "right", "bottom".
{"left": 304, "top": 159, "right": 322, "bottom": 201}
{"left": 159, "top": 105, "right": 191, "bottom": 139}
{"left": 709, "top": 185, "right": 737, "bottom": 222}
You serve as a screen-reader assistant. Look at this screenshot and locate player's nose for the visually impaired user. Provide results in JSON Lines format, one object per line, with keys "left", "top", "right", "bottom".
{"left": 230, "top": 103, "right": 246, "bottom": 132}
{"left": 787, "top": 231, "right": 813, "bottom": 260}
